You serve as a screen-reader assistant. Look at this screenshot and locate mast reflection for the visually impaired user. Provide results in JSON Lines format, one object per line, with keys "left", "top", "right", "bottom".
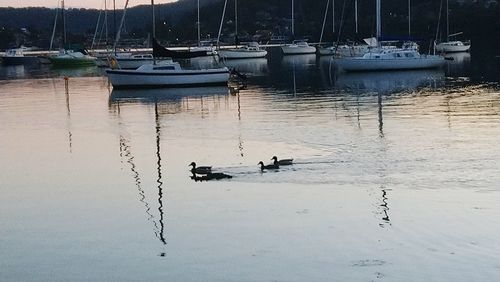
{"left": 64, "top": 77, "right": 73, "bottom": 153}
{"left": 154, "top": 101, "right": 167, "bottom": 246}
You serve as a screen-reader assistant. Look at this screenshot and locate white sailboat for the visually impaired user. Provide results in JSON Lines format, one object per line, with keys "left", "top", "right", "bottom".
{"left": 217, "top": 0, "right": 267, "bottom": 59}
{"left": 281, "top": 0, "right": 316, "bottom": 55}
{"left": 189, "top": 0, "right": 216, "bottom": 55}
{"left": 105, "top": 0, "right": 230, "bottom": 89}
{"left": 435, "top": 0, "right": 470, "bottom": 53}
{"left": 333, "top": 0, "right": 444, "bottom": 72}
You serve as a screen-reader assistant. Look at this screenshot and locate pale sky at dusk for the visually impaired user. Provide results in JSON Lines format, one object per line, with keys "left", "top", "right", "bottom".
{"left": 0, "top": 0, "right": 176, "bottom": 9}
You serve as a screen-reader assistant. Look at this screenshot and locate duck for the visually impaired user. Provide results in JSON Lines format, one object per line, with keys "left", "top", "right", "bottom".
{"left": 258, "top": 161, "right": 279, "bottom": 171}
{"left": 271, "top": 156, "right": 293, "bottom": 166}
{"left": 190, "top": 172, "right": 232, "bottom": 182}
{"left": 189, "top": 162, "right": 212, "bottom": 175}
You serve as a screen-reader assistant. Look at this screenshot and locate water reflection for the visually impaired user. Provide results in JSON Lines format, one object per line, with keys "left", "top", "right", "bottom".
{"left": 335, "top": 70, "right": 445, "bottom": 94}
{"left": 64, "top": 78, "right": 73, "bottom": 153}
{"left": 154, "top": 102, "right": 167, "bottom": 247}
{"left": 223, "top": 58, "right": 268, "bottom": 75}
{"left": 281, "top": 54, "right": 317, "bottom": 70}
{"left": 445, "top": 52, "right": 471, "bottom": 77}
{"left": 109, "top": 86, "right": 230, "bottom": 104}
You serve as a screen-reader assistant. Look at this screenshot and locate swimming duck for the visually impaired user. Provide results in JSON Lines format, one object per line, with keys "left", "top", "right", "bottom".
{"left": 190, "top": 172, "right": 232, "bottom": 182}
{"left": 258, "top": 161, "right": 279, "bottom": 171}
{"left": 189, "top": 162, "right": 212, "bottom": 174}
{"left": 271, "top": 156, "right": 293, "bottom": 166}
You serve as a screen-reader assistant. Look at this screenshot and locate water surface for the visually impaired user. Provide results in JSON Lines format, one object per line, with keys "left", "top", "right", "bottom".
{"left": 1, "top": 50, "right": 500, "bottom": 281}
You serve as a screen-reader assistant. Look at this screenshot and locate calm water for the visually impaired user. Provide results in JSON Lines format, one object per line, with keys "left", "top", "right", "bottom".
{"left": 1, "top": 50, "right": 500, "bottom": 281}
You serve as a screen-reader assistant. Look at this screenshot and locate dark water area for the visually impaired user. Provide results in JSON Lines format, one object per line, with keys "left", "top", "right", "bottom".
{"left": 1, "top": 47, "right": 500, "bottom": 281}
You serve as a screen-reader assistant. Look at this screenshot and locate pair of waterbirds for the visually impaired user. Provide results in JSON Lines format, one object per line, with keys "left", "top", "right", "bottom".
{"left": 258, "top": 156, "right": 293, "bottom": 171}
{"left": 189, "top": 162, "right": 232, "bottom": 181}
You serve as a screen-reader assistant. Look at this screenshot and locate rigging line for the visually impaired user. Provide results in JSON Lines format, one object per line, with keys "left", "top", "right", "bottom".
{"left": 334, "top": 0, "right": 350, "bottom": 50}
{"left": 319, "top": 0, "right": 331, "bottom": 45}
{"left": 113, "top": 0, "right": 130, "bottom": 53}
{"left": 91, "top": 1, "right": 104, "bottom": 51}
{"left": 216, "top": 0, "right": 229, "bottom": 49}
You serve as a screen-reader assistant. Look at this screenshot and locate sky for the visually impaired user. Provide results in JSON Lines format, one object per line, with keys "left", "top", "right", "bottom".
{"left": 0, "top": 0, "right": 176, "bottom": 9}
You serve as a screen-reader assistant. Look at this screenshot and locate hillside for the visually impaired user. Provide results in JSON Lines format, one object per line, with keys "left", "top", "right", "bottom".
{"left": 0, "top": 0, "right": 498, "bottom": 50}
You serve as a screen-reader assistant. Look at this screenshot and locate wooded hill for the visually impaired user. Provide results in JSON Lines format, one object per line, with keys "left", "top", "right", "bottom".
{"left": 0, "top": 0, "right": 498, "bottom": 50}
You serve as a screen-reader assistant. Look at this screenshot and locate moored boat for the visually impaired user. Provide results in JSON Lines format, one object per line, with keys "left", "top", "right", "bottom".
{"left": 218, "top": 42, "right": 267, "bottom": 59}
{"left": 1, "top": 48, "right": 41, "bottom": 66}
{"left": 49, "top": 50, "right": 97, "bottom": 67}
{"left": 106, "top": 60, "right": 230, "bottom": 89}
{"left": 282, "top": 41, "right": 316, "bottom": 55}
{"left": 435, "top": 40, "right": 470, "bottom": 53}
{"left": 334, "top": 49, "right": 444, "bottom": 72}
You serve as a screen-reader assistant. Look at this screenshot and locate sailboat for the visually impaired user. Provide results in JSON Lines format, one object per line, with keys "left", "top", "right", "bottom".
{"left": 435, "top": 0, "right": 470, "bottom": 53}
{"left": 281, "top": 0, "right": 316, "bottom": 55}
{"left": 217, "top": 0, "right": 267, "bottom": 59}
{"left": 49, "top": 0, "right": 97, "bottom": 67}
{"left": 190, "top": 0, "right": 216, "bottom": 55}
{"left": 333, "top": 0, "right": 444, "bottom": 72}
{"left": 316, "top": 0, "right": 371, "bottom": 57}
{"left": 105, "top": 1, "right": 229, "bottom": 89}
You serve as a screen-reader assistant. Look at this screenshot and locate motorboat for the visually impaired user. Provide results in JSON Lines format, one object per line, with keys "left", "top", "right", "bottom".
{"left": 1, "top": 48, "right": 41, "bottom": 65}
{"left": 218, "top": 42, "right": 267, "bottom": 59}
{"left": 106, "top": 59, "right": 230, "bottom": 89}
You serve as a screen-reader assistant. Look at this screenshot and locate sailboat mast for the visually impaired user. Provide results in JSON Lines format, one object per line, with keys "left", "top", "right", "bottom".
{"left": 62, "top": 0, "right": 66, "bottom": 45}
{"left": 319, "top": 0, "right": 330, "bottom": 45}
{"left": 376, "top": 0, "right": 381, "bottom": 43}
{"left": 105, "top": 0, "right": 108, "bottom": 46}
{"left": 446, "top": 0, "right": 449, "bottom": 41}
{"left": 332, "top": 0, "right": 335, "bottom": 34}
{"left": 151, "top": 0, "right": 156, "bottom": 38}
{"left": 197, "top": 0, "right": 201, "bottom": 46}
{"left": 235, "top": 0, "right": 238, "bottom": 39}
{"left": 113, "top": 0, "right": 116, "bottom": 44}
{"left": 355, "top": 0, "right": 358, "bottom": 34}
{"left": 291, "top": 0, "right": 294, "bottom": 36}
{"left": 408, "top": 0, "right": 411, "bottom": 37}
{"left": 50, "top": 1, "right": 59, "bottom": 51}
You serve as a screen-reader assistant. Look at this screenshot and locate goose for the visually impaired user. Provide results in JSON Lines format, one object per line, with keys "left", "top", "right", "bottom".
{"left": 258, "top": 161, "right": 279, "bottom": 171}
{"left": 189, "top": 162, "right": 212, "bottom": 175}
{"left": 271, "top": 156, "right": 293, "bottom": 166}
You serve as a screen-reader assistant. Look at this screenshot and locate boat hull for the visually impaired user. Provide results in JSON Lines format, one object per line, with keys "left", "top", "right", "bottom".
{"left": 281, "top": 45, "right": 316, "bottom": 55}
{"left": 218, "top": 49, "right": 267, "bottom": 59}
{"left": 1, "top": 56, "right": 41, "bottom": 66}
{"left": 106, "top": 68, "right": 230, "bottom": 89}
{"left": 49, "top": 57, "right": 97, "bottom": 67}
{"left": 435, "top": 43, "right": 471, "bottom": 53}
{"left": 334, "top": 57, "right": 445, "bottom": 72}
{"left": 317, "top": 46, "right": 370, "bottom": 57}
